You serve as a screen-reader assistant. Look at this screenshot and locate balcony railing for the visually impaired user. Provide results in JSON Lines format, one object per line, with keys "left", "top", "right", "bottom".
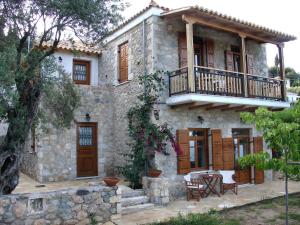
{"left": 168, "top": 66, "right": 285, "bottom": 101}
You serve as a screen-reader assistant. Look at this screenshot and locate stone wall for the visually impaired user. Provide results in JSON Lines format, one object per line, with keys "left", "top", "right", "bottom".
{"left": 0, "top": 185, "right": 121, "bottom": 225}
{"left": 21, "top": 85, "right": 115, "bottom": 182}
{"left": 154, "top": 18, "right": 268, "bottom": 76}
{"left": 100, "top": 17, "right": 154, "bottom": 170}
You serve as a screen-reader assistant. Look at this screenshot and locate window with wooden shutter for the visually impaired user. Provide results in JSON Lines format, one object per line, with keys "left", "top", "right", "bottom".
{"left": 118, "top": 42, "right": 128, "bottom": 83}
{"left": 222, "top": 138, "right": 234, "bottom": 170}
{"left": 212, "top": 129, "right": 223, "bottom": 170}
{"left": 73, "top": 60, "right": 91, "bottom": 85}
{"left": 253, "top": 136, "right": 264, "bottom": 184}
{"left": 246, "top": 54, "right": 254, "bottom": 74}
{"left": 178, "top": 33, "right": 187, "bottom": 68}
{"left": 225, "top": 50, "right": 234, "bottom": 71}
{"left": 177, "top": 130, "right": 190, "bottom": 174}
{"left": 206, "top": 39, "right": 214, "bottom": 68}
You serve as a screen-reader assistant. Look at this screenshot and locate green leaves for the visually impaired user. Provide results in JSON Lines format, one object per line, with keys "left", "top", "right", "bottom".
{"left": 120, "top": 72, "right": 176, "bottom": 188}
{"left": 239, "top": 102, "right": 300, "bottom": 177}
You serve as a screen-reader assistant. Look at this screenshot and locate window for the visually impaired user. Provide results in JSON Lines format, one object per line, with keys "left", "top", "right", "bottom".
{"left": 188, "top": 128, "right": 209, "bottom": 170}
{"left": 73, "top": 60, "right": 90, "bottom": 85}
{"left": 232, "top": 129, "right": 250, "bottom": 167}
{"left": 118, "top": 42, "right": 128, "bottom": 83}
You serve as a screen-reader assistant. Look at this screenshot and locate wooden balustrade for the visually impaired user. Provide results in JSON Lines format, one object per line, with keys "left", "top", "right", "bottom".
{"left": 194, "top": 66, "right": 244, "bottom": 97}
{"left": 169, "top": 66, "right": 285, "bottom": 101}
{"left": 169, "top": 67, "right": 189, "bottom": 95}
{"left": 247, "top": 75, "right": 283, "bottom": 100}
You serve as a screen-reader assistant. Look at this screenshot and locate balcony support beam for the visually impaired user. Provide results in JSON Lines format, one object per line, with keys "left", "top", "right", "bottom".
{"left": 185, "top": 20, "right": 195, "bottom": 92}
{"left": 240, "top": 34, "right": 248, "bottom": 97}
{"left": 277, "top": 43, "right": 286, "bottom": 100}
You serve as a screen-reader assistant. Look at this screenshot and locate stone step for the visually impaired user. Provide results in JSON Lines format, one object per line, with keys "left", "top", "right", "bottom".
{"left": 121, "top": 196, "right": 150, "bottom": 207}
{"left": 122, "top": 189, "right": 145, "bottom": 198}
{"left": 121, "top": 203, "right": 155, "bottom": 215}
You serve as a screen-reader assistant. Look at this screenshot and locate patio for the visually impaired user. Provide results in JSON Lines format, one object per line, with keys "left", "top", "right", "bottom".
{"left": 114, "top": 180, "right": 300, "bottom": 225}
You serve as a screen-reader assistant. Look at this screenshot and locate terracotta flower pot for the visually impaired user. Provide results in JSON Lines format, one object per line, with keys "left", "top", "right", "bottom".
{"left": 148, "top": 169, "right": 162, "bottom": 178}
{"left": 103, "top": 177, "right": 120, "bottom": 187}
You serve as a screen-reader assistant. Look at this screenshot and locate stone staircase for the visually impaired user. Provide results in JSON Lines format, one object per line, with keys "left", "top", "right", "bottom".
{"left": 121, "top": 189, "right": 154, "bottom": 215}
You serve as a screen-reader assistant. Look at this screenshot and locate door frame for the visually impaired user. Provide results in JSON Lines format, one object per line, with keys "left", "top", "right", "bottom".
{"left": 76, "top": 122, "right": 98, "bottom": 177}
{"left": 188, "top": 128, "right": 209, "bottom": 171}
{"left": 232, "top": 128, "right": 251, "bottom": 184}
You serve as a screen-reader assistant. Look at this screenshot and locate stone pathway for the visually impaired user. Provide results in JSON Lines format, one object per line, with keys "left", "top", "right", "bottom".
{"left": 114, "top": 180, "right": 300, "bottom": 225}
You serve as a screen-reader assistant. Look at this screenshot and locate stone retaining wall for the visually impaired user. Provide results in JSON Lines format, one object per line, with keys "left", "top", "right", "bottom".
{"left": 142, "top": 177, "right": 187, "bottom": 205}
{"left": 0, "top": 185, "right": 121, "bottom": 225}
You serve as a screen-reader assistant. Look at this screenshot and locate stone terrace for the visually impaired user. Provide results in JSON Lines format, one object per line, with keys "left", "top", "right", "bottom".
{"left": 115, "top": 180, "right": 300, "bottom": 225}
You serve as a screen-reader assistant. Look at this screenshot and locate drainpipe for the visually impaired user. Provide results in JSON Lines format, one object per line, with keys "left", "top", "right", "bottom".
{"left": 143, "top": 19, "right": 147, "bottom": 94}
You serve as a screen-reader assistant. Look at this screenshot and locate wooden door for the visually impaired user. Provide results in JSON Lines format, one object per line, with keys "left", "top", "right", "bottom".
{"left": 77, "top": 122, "right": 98, "bottom": 177}
{"left": 212, "top": 129, "right": 223, "bottom": 170}
{"left": 234, "top": 136, "right": 251, "bottom": 184}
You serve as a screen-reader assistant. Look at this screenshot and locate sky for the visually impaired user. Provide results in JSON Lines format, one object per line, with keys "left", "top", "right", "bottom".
{"left": 124, "top": 0, "right": 300, "bottom": 72}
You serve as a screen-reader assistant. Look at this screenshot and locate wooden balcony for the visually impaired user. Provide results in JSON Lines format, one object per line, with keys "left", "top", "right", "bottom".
{"left": 168, "top": 66, "right": 288, "bottom": 110}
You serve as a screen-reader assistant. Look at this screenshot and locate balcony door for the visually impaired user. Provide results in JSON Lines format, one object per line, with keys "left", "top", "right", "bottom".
{"left": 233, "top": 129, "right": 251, "bottom": 184}
{"left": 189, "top": 128, "right": 209, "bottom": 170}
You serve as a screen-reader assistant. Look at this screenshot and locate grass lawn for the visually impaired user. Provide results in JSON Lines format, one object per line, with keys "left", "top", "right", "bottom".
{"left": 150, "top": 193, "right": 300, "bottom": 225}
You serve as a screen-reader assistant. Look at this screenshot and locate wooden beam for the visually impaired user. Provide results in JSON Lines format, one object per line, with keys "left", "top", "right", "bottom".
{"left": 235, "top": 107, "right": 257, "bottom": 112}
{"left": 240, "top": 34, "right": 248, "bottom": 97}
{"left": 222, "top": 105, "right": 245, "bottom": 111}
{"left": 170, "top": 102, "right": 196, "bottom": 109}
{"left": 277, "top": 43, "right": 286, "bottom": 100}
{"left": 186, "top": 21, "right": 195, "bottom": 92}
{"left": 189, "top": 103, "right": 214, "bottom": 109}
{"left": 269, "top": 107, "right": 285, "bottom": 112}
{"left": 182, "top": 14, "right": 280, "bottom": 45}
{"left": 206, "top": 104, "right": 229, "bottom": 111}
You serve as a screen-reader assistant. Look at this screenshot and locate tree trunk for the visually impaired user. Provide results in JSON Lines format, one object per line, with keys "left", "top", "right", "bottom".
{"left": 0, "top": 81, "right": 40, "bottom": 195}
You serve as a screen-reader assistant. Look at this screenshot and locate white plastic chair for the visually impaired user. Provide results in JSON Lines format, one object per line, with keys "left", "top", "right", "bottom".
{"left": 219, "top": 170, "right": 238, "bottom": 195}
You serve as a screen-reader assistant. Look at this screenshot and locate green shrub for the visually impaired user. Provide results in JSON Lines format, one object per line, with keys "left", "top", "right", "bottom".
{"left": 150, "top": 213, "right": 240, "bottom": 225}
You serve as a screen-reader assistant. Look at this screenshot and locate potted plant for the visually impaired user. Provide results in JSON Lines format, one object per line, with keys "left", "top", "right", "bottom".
{"left": 103, "top": 177, "right": 120, "bottom": 187}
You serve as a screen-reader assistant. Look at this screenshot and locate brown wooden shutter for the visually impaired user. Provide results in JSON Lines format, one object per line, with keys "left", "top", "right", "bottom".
{"left": 177, "top": 130, "right": 190, "bottom": 174}
{"left": 253, "top": 136, "right": 264, "bottom": 184}
{"left": 206, "top": 39, "right": 214, "bottom": 68}
{"left": 225, "top": 50, "right": 234, "bottom": 71}
{"left": 212, "top": 129, "right": 223, "bottom": 170}
{"left": 119, "top": 42, "right": 128, "bottom": 83}
{"left": 246, "top": 54, "right": 254, "bottom": 74}
{"left": 222, "top": 138, "right": 234, "bottom": 170}
{"left": 178, "top": 33, "right": 187, "bottom": 68}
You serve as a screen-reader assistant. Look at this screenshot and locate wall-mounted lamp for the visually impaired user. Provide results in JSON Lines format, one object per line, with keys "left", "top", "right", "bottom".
{"left": 85, "top": 113, "right": 91, "bottom": 122}
{"left": 197, "top": 116, "right": 204, "bottom": 124}
{"left": 58, "top": 56, "right": 63, "bottom": 63}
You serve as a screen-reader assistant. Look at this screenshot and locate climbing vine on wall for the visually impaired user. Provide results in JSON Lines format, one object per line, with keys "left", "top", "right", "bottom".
{"left": 120, "top": 71, "right": 181, "bottom": 188}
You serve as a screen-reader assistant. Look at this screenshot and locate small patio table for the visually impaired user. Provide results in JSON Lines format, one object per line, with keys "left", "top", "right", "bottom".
{"left": 199, "top": 173, "right": 222, "bottom": 197}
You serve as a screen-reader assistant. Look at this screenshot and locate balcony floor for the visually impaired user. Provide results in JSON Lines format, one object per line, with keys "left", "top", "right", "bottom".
{"left": 166, "top": 93, "right": 290, "bottom": 110}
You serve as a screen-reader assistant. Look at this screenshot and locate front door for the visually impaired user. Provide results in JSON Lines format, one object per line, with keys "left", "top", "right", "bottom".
{"left": 189, "top": 128, "right": 209, "bottom": 170}
{"left": 77, "top": 122, "right": 98, "bottom": 177}
{"left": 233, "top": 129, "right": 251, "bottom": 184}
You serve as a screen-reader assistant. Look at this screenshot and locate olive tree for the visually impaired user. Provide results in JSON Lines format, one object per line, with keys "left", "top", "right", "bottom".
{"left": 0, "top": 0, "right": 124, "bottom": 195}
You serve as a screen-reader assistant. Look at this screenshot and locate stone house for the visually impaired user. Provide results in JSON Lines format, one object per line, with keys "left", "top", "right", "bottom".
{"left": 16, "top": 2, "right": 295, "bottom": 187}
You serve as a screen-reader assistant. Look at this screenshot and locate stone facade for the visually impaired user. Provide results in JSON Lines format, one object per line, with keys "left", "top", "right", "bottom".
{"left": 0, "top": 185, "right": 121, "bottom": 225}
{"left": 19, "top": 11, "right": 273, "bottom": 183}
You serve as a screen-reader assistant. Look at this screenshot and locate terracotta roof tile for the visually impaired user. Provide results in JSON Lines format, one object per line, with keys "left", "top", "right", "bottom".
{"left": 42, "top": 41, "right": 101, "bottom": 55}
